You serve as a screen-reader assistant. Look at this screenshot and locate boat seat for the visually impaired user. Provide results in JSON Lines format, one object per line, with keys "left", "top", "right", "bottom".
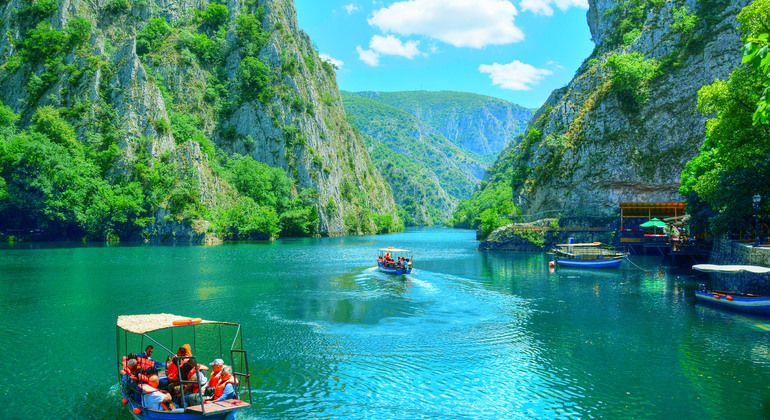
{"left": 185, "top": 399, "right": 250, "bottom": 415}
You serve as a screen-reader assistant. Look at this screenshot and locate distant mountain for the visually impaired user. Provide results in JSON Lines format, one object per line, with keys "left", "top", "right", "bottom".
{"left": 343, "top": 91, "right": 532, "bottom": 225}
{"left": 350, "top": 91, "right": 533, "bottom": 165}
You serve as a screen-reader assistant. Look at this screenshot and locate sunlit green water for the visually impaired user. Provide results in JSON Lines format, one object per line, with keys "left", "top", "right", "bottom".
{"left": 2, "top": 228, "right": 770, "bottom": 418}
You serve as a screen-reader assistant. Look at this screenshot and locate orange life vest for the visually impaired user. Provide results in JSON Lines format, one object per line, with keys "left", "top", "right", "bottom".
{"left": 136, "top": 356, "right": 155, "bottom": 371}
{"left": 185, "top": 364, "right": 207, "bottom": 393}
{"left": 213, "top": 375, "right": 237, "bottom": 400}
{"left": 166, "top": 356, "right": 189, "bottom": 381}
{"left": 207, "top": 370, "right": 221, "bottom": 388}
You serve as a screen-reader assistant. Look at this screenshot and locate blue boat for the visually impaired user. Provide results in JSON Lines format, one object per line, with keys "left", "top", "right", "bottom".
{"left": 116, "top": 314, "right": 252, "bottom": 419}
{"left": 693, "top": 264, "right": 770, "bottom": 316}
{"left": 694, "top": 290, "right": 770, "bottom": 316}
{"left": 377, "top": 247, "right": 413, "bottom": 275}
{"left": 552, "top": 242, "right": 627, "bottom": 269}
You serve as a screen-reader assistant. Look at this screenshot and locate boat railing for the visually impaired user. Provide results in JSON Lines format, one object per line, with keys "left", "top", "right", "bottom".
{"left": 175, "top": 356, "right": 208, "bottom": 415}
{"left": 230, "top": 349, "right": 253, "bottom": 404}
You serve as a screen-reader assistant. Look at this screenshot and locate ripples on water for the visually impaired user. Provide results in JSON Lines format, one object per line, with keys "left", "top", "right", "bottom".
{"left": 3, "top": 230, "right": 770, "bottom": 418}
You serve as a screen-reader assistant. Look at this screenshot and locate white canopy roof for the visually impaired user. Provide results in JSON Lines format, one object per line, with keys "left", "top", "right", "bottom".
{"left": 693, "top": 264, "right": 770, "bottom": 274}
{"left": 117, "top": 313, "right": 233, "bottom": 334}
{"left": 555, "top": 242, "right": 603, "bottom": 247}
{"left": 379, "top": 246, "right": 411, "bottom": 253}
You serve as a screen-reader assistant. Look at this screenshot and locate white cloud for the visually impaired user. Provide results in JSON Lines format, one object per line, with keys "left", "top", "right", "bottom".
{"left": 369, "top": 35, "right": 421, "bottom": 58}
{"left": 519, "top": 0, "right": 587, "bottom": 16}
{"left": 344, "top": 3, "right": 359, "bottom": 14}
{"left": 478, "top": 60, "right": 552, "bottom": 91}
{"left": 368, "top": 0, "right": 524, "bottom": 49}
{"left": 356, "top": 46, "right": 380, "bottom": 66}
{"left": 356, "top": 35, "right": 422, "bottom": 66}
{"left": 545, "top": 59, "right": 565, "bottom": 70}
{"left": 319, "top": 54, "right": 344, "bottom": 69}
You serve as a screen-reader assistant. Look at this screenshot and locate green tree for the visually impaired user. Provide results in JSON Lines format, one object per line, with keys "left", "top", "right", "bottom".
{"left": 0, "top": 103, "right": 19, "bottom": 129}
{"left": 681, "top": 0, "right": 770, "bottom": 234}
{"left": 137, "top": 18, "right": 171, "bottom": 56}
{"left": 30, "top": 106, "right": 80, "bottom": 151}
{"left": 215, "top": 196, "right": 280, "bottom": 240}
{"left": 235, "top": 12, "right": 268, "bottom": 56}
{"left": 66, "top": 17, "right": 92, "bottom": 48}
{"left": 199, "top": 3, "right": 229, "bottom": 32}
{"left": 223, "top": 155, "right": 292, "bottom": 209}
{"left": 237, "top": 57, "right": 271, "bottom": 102}
{"left": 22, "top": 22, "right": 68, "bottom": 63}
{"left": 604, "top": 52, "right": 659, "bottom": 112}
{"left": 740, "top": 0, "right": 770, "bottom": 124}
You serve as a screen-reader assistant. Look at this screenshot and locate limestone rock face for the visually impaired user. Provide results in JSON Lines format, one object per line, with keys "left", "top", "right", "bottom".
{"left": 511, "top": 0, "right": 750, "bottom": 217}
{"left": 0, "top": 0, "right": 398, "bottom": 237}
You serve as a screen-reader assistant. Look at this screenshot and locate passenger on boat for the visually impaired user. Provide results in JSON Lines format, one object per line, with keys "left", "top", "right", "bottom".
{"left": 179, "top": 359, "right": 208, "bottom": 404}
{"left": 138, "top": 345, "right": 166, "bottom": 369}
{"left": 205, "top": 358, "right": 225, "bottom": 396}
{"left": 166, "top": 345, "right": 192, "bottom": 382}
{"left": 122, "top": 357, "right": 153, "bottom": 382}
{"left": 207, "top": 366, "right": 237, "bottom": 402}
{"left": 121, "top": 357, "right": 152, "bottom": 401}
{"left": 141, "top": 375, "right": 174, "bottom": 411}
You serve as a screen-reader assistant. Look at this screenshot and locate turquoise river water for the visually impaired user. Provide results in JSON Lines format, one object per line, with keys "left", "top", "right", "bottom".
{"left": 2, "top": 228, "right": 770, "bottom": 418}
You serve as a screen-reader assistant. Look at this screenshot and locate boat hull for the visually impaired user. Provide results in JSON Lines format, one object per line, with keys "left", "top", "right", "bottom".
{"left": 695, "top": 291, "right": 770, "bottom": 316}
{"left": 377, "top": 262, "right": 412, "bottom": 275}
{"left": 123, "top": 389, "right": 240, "bottom": 420}
{"left": 556, "top": 257, "right": 624, "bottom": 269}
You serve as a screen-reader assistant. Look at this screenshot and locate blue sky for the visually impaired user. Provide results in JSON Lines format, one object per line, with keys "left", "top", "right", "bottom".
{"left": 294, "top": 0, "right": 595, "bottom": 109}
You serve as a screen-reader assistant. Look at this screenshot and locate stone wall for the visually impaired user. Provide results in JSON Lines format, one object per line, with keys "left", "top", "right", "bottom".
{"left": 707, "top": 237, "right": 770, "bottom": 294}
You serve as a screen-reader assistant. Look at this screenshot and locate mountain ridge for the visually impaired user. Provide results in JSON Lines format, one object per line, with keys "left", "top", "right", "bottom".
{"left": 343, "top": 90, "right": 532, "bottom": 225}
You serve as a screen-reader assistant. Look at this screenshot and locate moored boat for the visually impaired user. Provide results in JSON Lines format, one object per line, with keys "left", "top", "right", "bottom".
{"left": 116, "top": 314, "right": 252, "bottom": 419}
{"left": 552, "top": 242, "right": 628, "bottom": 269}
{"left": 693, "top": 264, "right": 770, "bottom": 316}
{"left": 377, "top": 247, "right": 413, "bottom": 275}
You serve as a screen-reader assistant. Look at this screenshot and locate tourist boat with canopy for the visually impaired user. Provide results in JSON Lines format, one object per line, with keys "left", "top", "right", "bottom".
{"left": 116, "top": 313, "right": 252, "bottom": 419}
{"left": 693, "top": 264, "right": 770, "bottom": 316}
{"left": 551, "top": 242, "right": 628, "bottom": 269}
{"left": 377, "top": 246, "right": 413, "bottom": 275}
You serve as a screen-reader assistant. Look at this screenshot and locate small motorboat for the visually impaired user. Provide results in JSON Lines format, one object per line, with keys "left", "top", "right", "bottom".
{"left": 116, "top": 314, "right": 252, "bottom": 419}
{"left": 693, "top": 264, "right": 770, "bottom": 316}
{"left": 552, "top": 242, "right": 628, "bottom": 269}
{"left": 377, "top": 246, "right": 413, "bottom": 275}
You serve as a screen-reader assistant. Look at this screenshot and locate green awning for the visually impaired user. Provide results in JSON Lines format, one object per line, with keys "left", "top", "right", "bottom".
{"left": 640, "top": 218, "right": 667, "bottom": 228}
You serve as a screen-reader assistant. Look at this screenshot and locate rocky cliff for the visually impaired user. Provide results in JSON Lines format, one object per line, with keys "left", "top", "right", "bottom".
{"left": 0, "top": 0, "right": 398, "bottom": 239}
{"left": 502, "top": 0, "right": 750, "bottom": 217}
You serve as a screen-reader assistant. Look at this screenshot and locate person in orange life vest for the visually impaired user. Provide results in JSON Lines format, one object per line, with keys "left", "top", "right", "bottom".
{"left": 122, "top": 358, "right": 152, "bottom": 383}
{"left": 181, "top": 359, "right": 208, "bottom": 393}
{"left": 166, "top": 345, "right": 192, "bottom": 382}
{"left": 208, "top": 366, "right": 237, "bottom": 402}
{"left": 179, "top": 359, "right": 208, "bottom": 405}
{"left": 205, "top": 358, "right": 225, "bottom": 397}
{"left": 140, "top": 375, "right": 174, "bottom": 411}
{"left": 138, "top": 345, "right": 166, "bottom": 370}
{"left": 120, "top": 354, "right": 135, "bottom": 375}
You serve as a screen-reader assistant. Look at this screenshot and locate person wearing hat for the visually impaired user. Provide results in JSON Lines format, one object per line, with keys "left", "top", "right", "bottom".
{"left": 205, "top": 358, "right": 225, "bottom": 397}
